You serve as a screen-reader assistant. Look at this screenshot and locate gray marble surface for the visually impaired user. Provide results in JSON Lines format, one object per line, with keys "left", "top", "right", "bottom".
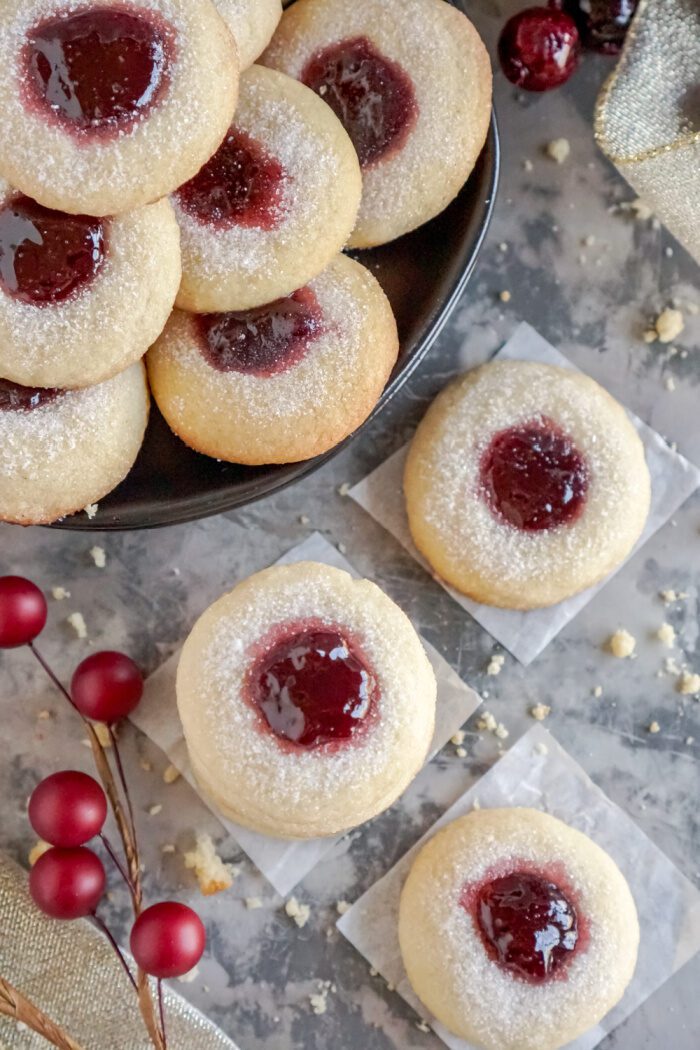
{"left": 1, "top": 2, "right": 699, "bottom": 1048}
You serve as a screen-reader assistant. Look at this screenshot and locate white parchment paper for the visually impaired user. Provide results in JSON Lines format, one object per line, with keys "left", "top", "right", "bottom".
{"left": 132, "top": 532, "right": 481, "bottom": 896}
{"left": 337, "top": 725, "right": 700, "bottom": 1050}
{"left": 350, "top": 322, "right": 700, "bottom": 665}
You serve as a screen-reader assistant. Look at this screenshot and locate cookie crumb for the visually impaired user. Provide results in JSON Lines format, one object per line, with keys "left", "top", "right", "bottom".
{"left": 545, "top": 137, "right": 570, "bottom": 163}
{"left": 664, "top": 656, "right": 682, "bottom": 676}
{"left": 184, "top": 833, "right": 235, "bottom": 895}
{"left": 647, "top": 721, "right": 661, "bottom": 734}
{"left": 245, "top": 897, "right": 263, "bottom": 910}
{"left": 656, "top": 623, "right": 676, "bottom": 647}
{"left": 678, "top": 670, "right": 700, "bottom": 696}
{"left": 451, "top": 729, "right": 466, "bottom": 746}
{"left": 592, "top": 685, "right": 603, "bottom": 698}
{"left": 653, "top": 308, "right": 684, "bottom": 344}
{"left": 685, "top": 736, "right": 695, "bottom": 746}
{"left": 337, "top": 482, "right": 351, "bottom": 497}
{"left": 660, "top": 588, "right": 688, "bottom": 604}
{"left": 83, "top": 503, "right": 98, "bottom": 519}
{"left": 177, "top": 965, "right": 199, "bottom": 984}
{"left": 140, "top": 759, "right": 153, "bottom": 772}
{"left": 36, "top": 709, "right": 52, "bottom": 721}
{"left": 309, "top": 982, "right": 331, "bottom": 1015}
{"left": 285, "top": 896, "right": 311, "bottom": 928}
{"left": 336, "top": 900, "right": 351, "bottom": 915}
{"left": 476, "top": 711, "right": 497, "bottom": 733}
{"left": 28, "top": 840, "right": 51, "bottom": 866}
{"left": 499, "top": 290, "right": 511, "bottom": 303}
{"left": 148, "top": 804, "right": 162, "bottom": 817}
{"left": 530, "top": 703, "right": 551, "bottom": 721}
{"left": 67, "top": 612, "right": 87, "bottom": 639}
{"left": 299, "top": 514, "right": 310, "bottom": 525}
{"left": 161, "top": 844, "right": 176, "bottom": 854}
{"left": 163, "top": 763, "right": 181, "bottom": 785}
{"left": 522, "top": 158, "right": 533, "bottom": 172}
{"left": 535, "top": 742, "right": 549, "bottom": 755}
{"left": 89, "top": 545, "right": 107, "bottom": 568}
{"left": 416, "top": 1020, "right": 431, "bottom": 1033}
{"left": 486, "top": 653, "right": 505, "bottom": 676}
{"left": 51, "top": 586, "right": 70, "bottom": 601}
{"left": 608, "top": 629, "right": 636, "bottom": 658}
{"left": 664, "top": 376, "right": 676, "bottom": 392}
{"left": 455, "top": 746, "right": 467, "bottom": 758}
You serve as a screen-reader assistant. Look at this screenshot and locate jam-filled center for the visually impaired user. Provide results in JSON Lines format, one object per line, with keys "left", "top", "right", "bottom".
{"left": 196, "top": 288, "right": 323, "bottom": 377}
{"left": 469, "top": 871, "right": 579, "bottom": 983}
{"left": 247, "top": 626, "right": 377, "bottom": 749}
{"left": 0, "top": 196, "right": 105, "bottom": 306}
{"left": 24, "top": 6, "right": 172, "bottom": 133}
{"left": 480, "top": 418, "right": 589, "bottom": 532}
{"left": 0, "top": 378, "right": 62, "bottom": 412}
{"left": 301, "top": 36, "right": 418, "bottom": 167}
{"left": 176, "top": 128, "right": 287, "bottom": 230}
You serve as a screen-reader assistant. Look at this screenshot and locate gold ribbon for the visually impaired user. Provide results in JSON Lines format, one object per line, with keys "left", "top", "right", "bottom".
{"left": 595, "top": 0, "right": 700, "bottom": 262}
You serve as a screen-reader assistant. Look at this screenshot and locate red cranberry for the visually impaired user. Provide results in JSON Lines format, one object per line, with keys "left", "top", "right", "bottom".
{"left": 71, "top": 651, "right": 143, "bottom": 724}
{"left": 130, "top": 902, "right": 206, "bottom": 978}
{"left": 29, "top": 846, "right": 105, "bottom": 919}
{"left": 469, "top": 871, "right": 579, "bottom": 982}
{"left": 301, "top": 36, "right": 418, "bottom": 167}
{"left": 0, "top": 379, "right": 62, "bottom": 413}
{"left": 0, "top": 576, "right": 47, "bottom": 648}
{"left": 196, "top": 288, "right": 324, "bottom": 377}
{"left": 480, "top": 418, "right": 589, "bottom": 532}
{"left": 563, "top": 0, "right": 638, "bottom": 54}
{"left": 247, "top": 626, "right": 377, "bottom": 749}
{"left": 29, "top": 771, "right": 107, "bottom": 848}
{"left": 498, "top": 7, "right": 580, "bottom": 91}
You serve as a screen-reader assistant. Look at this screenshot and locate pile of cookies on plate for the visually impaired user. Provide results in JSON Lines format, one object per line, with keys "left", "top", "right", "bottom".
{"left": 0, "top": 0, "right": 492, "bottom": 524}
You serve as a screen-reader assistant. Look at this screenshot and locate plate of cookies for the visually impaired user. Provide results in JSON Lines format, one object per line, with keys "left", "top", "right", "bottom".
{"left": 0, "top": 0, "right": 498, "bottom": 529}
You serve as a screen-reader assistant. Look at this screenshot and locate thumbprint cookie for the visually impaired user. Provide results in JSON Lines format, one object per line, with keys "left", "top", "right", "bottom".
{"left": 399, "top": 808, "right": 639, "bottom": 1050}
{"left": 0, "top": 0, "right": 239, "bottom": 215}
{"left": 177, "top": 561, "right": 436, "bottom": 839}
{"left": 404, "top": 361, "right": 651, "bottom": 609}
{"left": 172, "top": 64, "right": 362, "bottom": 313}
{"left": 262, "top": 0, "right": 492, "bottom": 247}
{"left": 0, "top": 362, "right": 148, "bottom": 525}
{"left": 148, "top": 253, "right": 398, "bottom": 465}
{"left": 0, "top": 178, "right": 180, "bottom": 389}
{"left": 216, "top": 0, "right": 282, "bottom": 70}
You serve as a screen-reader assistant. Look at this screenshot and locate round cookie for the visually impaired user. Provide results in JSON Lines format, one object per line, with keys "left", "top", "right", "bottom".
{"left": 177, "top": 561, "right": 436, "bottom": 839}
{"left": 0, "top": 363, "right": 149, "bottom": 525}
{"left": 215, "top": 0, "right": 282, "bottom": 69}
{"left": 262, "top": 0, "right": 492, "bottom": 247}
{"left": 0, "top": 0, "right": 239, "bottom": 215}
{"left": 404, "top": 361, "right": 651, "bottom": 609}
{"left": 0, "top": 178, "right": 180, "bottom": 388}
{"left": 148, "top": 253, "right": 398, "bottom": 464}
{"left": 399, "top": 808, "right": 639, "bottom": 1050}
{"left": 171, "top": 64, "right": 362, "bottom": 313}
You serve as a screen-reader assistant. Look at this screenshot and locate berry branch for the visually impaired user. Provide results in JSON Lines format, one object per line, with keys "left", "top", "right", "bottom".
{"left": 0, "top": 977, "right": 84, "bottom": 1050}
{"left": 0, "top": 577, "right": 206, "bottom": 1050}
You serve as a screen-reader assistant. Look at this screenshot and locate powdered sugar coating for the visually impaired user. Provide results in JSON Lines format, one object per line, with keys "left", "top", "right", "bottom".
{"left": 404, "top": 362, "right": 651, "bottom": 609}
{"left": 262, "top": 0, "right": 492, "bottom": 247}
{"left": 171, "top": 64, "right": 362, "bottom": 312}
{"left": 215, "top": 0, "right": 281, "bottom": 69}
{"left": 399, "top": 809, "right": 639, "bottom": 1050}
{"left": 0, "top": 361, "right": 148, "bottom": 524}
{"left": 0, "top": 178, "right": 181, "bottom": 388}
{"left": 177, "top": 561, "right": 436, "bottom": 839}
{"left": 0, "top": 0, "right": 238, "bottom": 215}
{"left": 148, "top": 253, "right": 398, "bottom": 464}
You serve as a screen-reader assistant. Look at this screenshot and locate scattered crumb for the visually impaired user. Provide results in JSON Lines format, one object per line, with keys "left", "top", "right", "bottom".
{"left": 656, "top": 623, "right": 676, "bottom": 648}
{"left": 545, "top": 137, "right": 570, "bottom": 164}
{"left": 416, "top": 1020, "right": 431, "bottom": 1033}
{"left": 535, "top": 742, "right": 549, "bottom": 756}
{"left": 89, "top": 545, "right": 106, "bottom": 568}
{"left": 245, "top": 897, "right": 263, "bottom": 910}
{"left": 499, "top": 290, "right": 511, "bottom": 303}
{"left": 163, "top": 763, "right": 181, "bottom": 785}
{"left": 299, "top": 514, "right": 310, "bottom": 525}
{"left": 664, "top": 656, "right": 682, "bottom": 676}
{"left": 161, "top": 844, "right": 176, "bottom": 854}
{"left": 498, "top": 241, "right": 508, "bottom": 252}
{"left": 686, "top": 736, "right": 695, "bottom": 746}
{"left": 451, "top": 729, "right": 466, "bottom": 746}
{"left": 581, "top": 234, "right": 596, "bottom": 247}
{"left": 494, "top": 722, "right": 509, "bottom": 740}
{"left": 530, "top": 703, "right": 551, "bottom": 721}
{"left": 472, "top": 798, "right": 481, "bottom": 810}
{"left": 177, "top": 965, "right": 199, "bottom": 984}
{"left": 369, "top": 967, "right": 378, "bottom": 977}
{"left": 486, "top": 653, "right": 505, "bottom": 676}
{"left": 678, "top": 670, "right": 700, "bottom": 696}
{"left": 28, "top": 840, "right": 51, "bottom": 866}
{"left": 309, "top": 982, "right": 332, "bottom": 1015}
{"left": 648, "top": 721, "right": 661, "bottom": 734}
{"left": 36, "top": 709, "right": 52, "bottom": 721}
{"left": 608, "top": 629, "right": 636, "bottom": 658}
{"left": 660, "top": 588, "right": 688, "bottom": 604}
{"left": 664, "top": 376, "right": 676, "bottom": 392}
{"left": 184, "top": 833, "right": 235, "bottom": 895}
{"left": 620, "top": 198, "right": 653, "bottom": 221}
{"left": 337, "top": 542, "right": 347, "bottom": 555}
{"left": 592, "top": 685, "right": 603, "bottom": 698}
{"left": 285, "top": 897, "right": 311, "bottom": 928}
{"left": 522, "top": 158, "right": 533, "bottom": 172}
{"left": 67, "top": 612, "right": 87, "bottom": 639}
{"left": 337, "top": 482, "right": 351, "bottom": 497}
{"left": 653, "top": 308, "right": 684, "bottom": 344}
{"left": 140, "top": 759, "right": 153, "bottom": 772}
{"left": 83, "top": 503, "right": 98, "bottom": 519}
{"left": 476, "top": 711, "right": 497, "bottom": 732}
{"left": 336, "top": 900, "right": 351, "bottom": 915}
{"left": 148, "top": 804, "right": 162, "bottom": 817}
{"left": 51, "top": 586, "right": 70, "bottom": 601}
{"left": 455, "top": 746, "right": 467, "bottom": 758}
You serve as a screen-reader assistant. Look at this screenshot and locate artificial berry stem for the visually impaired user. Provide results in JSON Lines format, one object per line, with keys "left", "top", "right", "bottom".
{"left": 109, "top": 726, "right": 137, "bottom": 844}
{"left": 0, "top": 977, "right": 85, "bottom": 1050}
{"left": 28, "top": 642, "right": 77, "bottom": 710}
{"left": 99, "top": 832, "right": 136, "bottom": 895}
{"left": 157, "top": 980, "right": 167, "bottom": 1049}
{"left": 91, "top": 913, "right": 137, "bottom": 991}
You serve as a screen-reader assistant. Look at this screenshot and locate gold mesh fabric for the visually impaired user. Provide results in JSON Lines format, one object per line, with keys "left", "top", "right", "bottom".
{"left": 0, "top": 857, "right": 238, "bottom": 1049}
{"left": 595, "top": 0, "right": 700, "bottom": 262}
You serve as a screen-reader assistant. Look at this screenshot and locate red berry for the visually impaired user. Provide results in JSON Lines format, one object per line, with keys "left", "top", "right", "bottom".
{"left": 130, "top": 902, "right": 206, "bottom": 978}
{"left": 71, "top": 650, "right": 143, "bottom": 723}
{"left": 0, "top": 576, "right": 47, "bottom": 648}
{"left": 29, "top": 846, "right": 105, "bottom": 919}
{"left": 29, "top": 770, "right": 107, "bottom": 848}
{"left": 499, "top": 7, "right": 580, "bottom": 91}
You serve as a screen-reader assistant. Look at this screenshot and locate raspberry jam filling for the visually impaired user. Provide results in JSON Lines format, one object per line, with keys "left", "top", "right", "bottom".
{"left": 466, "top": 870, "right": 580, "bottom": 983}
{"left": 246, "top": 625, "right": 377, "bottom": 749}
{"left": 24, "top": 6, "right": 173, "bottom": 135}
{"left": 177, "top": 128, "right": 287, "bottom": 230}
{"left": 0, "top": 379, "right": 62, "bottom": 412}
{"left": 301, "top": 36, "right": 418, "bottom": 167}
{"left": 196, "top": 288, "right": 323, "bottom": 377}
{"left": 0, "top": 196, "right": 105, "bottom": 306}
{"left": 480, "top": 418, "right": 589, "bottom": 532}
